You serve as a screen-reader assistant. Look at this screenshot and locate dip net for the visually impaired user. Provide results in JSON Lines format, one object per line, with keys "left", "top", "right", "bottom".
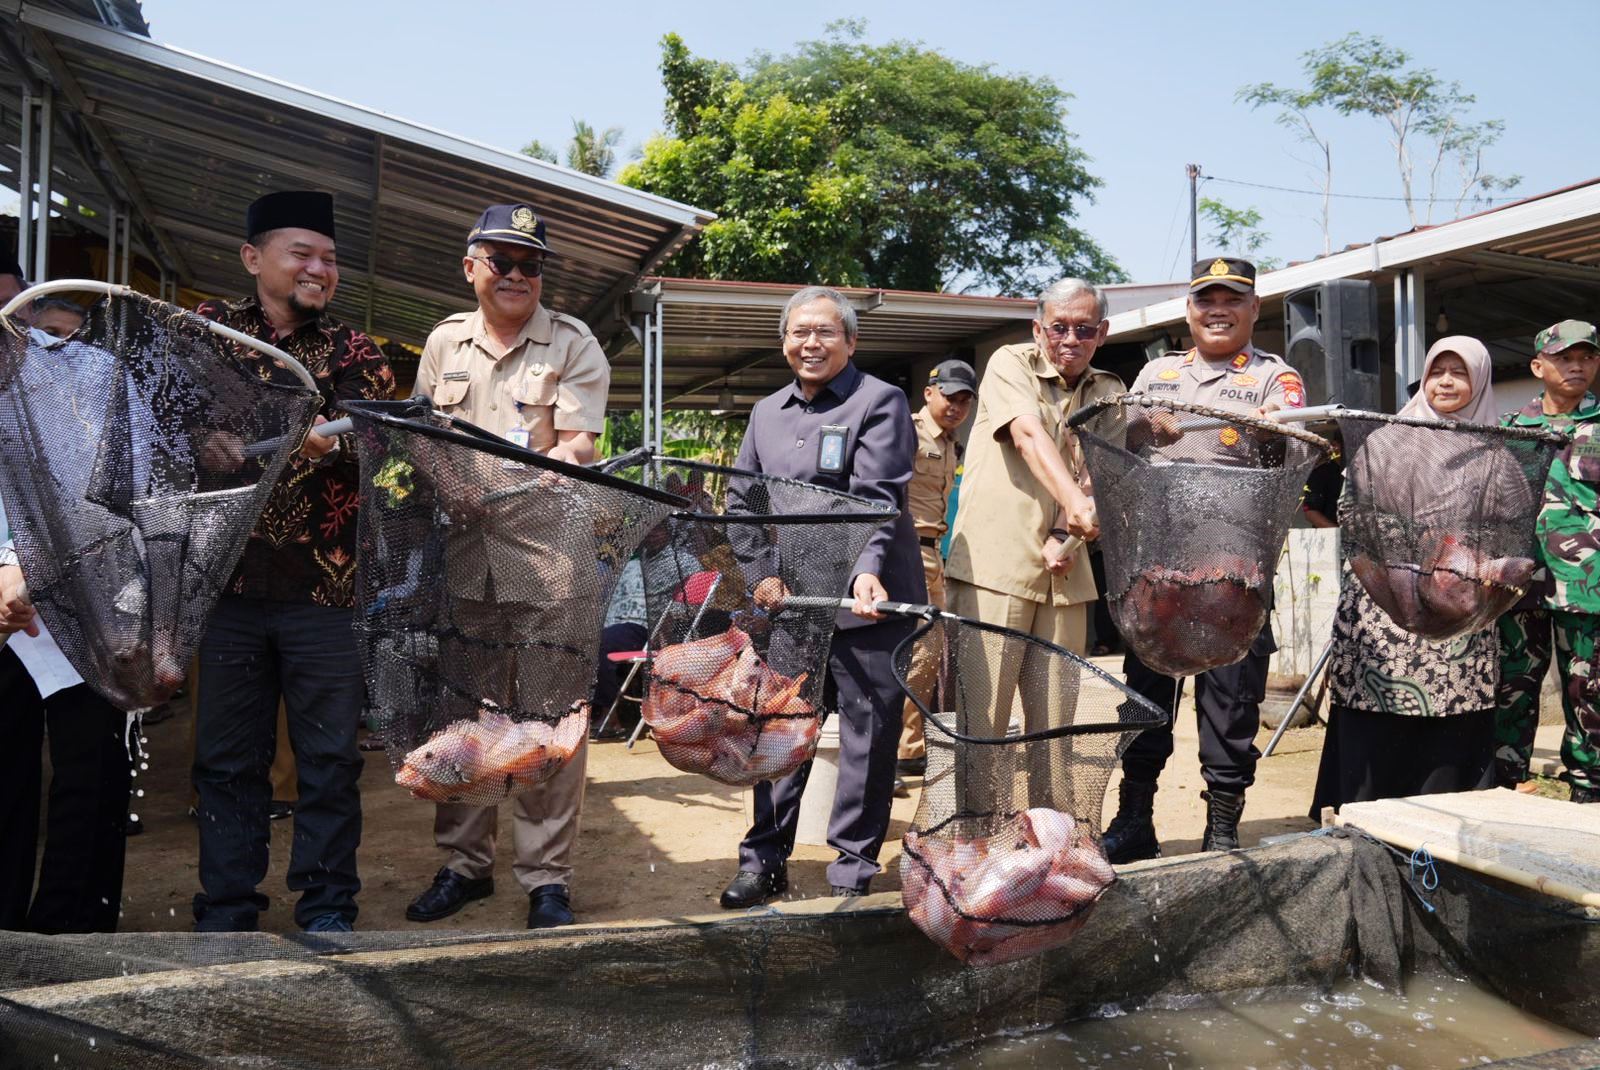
{"left": 599, "top": 454, "right": 894, "bottom": 786}
{"left": 0, "top": 287, "right": 320, "bottom": 710}
{"left": 894, "top": 612, "right": 1165, "bottom": 966}
{"left": 345, "top": 401, "right": 687, "bottom": 805}
{"left": 1336, "top": 411, "right": 1565, "bottom": 640}
{"left": 1068, "top": 394, "right": 1332, "bottom": 677}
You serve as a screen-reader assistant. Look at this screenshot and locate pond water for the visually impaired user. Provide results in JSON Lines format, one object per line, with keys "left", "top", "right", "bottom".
{"left": 921, "top": 974, "right": 1591, "bottom": 1069}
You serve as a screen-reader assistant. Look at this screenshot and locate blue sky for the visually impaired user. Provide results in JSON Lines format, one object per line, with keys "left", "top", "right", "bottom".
{"left": 141, "top": 0, "right": 1600, "bottom": 287}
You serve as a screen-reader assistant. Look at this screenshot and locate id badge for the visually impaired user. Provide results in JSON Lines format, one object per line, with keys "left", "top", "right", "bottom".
{"left": 817, "top": 424, "right": 849, "bottom": 474}
{"left": 505, "top": 427, "right": 530, "bottom": 449}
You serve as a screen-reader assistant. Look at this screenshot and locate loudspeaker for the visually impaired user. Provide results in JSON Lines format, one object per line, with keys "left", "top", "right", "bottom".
{"left": 1283, "top": 280, "right": 1381, "bottom": 410}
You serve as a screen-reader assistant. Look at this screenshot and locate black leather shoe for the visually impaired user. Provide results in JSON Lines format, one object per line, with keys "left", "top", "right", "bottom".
{"left": 719, "top": 868, "right": 787, "bottom": 909}
{"left": 1572, "top": 783, "right": 1600, "bottom": 804}
{"left": 405, "top": 867, "right": 494, "bottom": 922}
{"left": 897, "top": 756, "right": 927, "bottom": 777}
{"left": 527, "top": 884, "right": 574, "bottom": 928}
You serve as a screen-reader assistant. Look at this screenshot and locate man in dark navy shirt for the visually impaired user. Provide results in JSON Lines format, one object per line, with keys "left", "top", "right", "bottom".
{"left": 720, "top": 285, "right": 926, "bottom": 907}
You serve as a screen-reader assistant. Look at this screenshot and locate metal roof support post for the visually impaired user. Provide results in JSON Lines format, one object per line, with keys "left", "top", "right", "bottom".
{"left": 17, "top": 87, "right": 32, "bottom": 275}
{"left": 641, "top": 310, "right": 653, "bottom": 451}
{"left": 118, "top": 208, "right": 130, "bottom": 284}
{"left": 1393, "top": 267, "right": 1425, "bottom": 410}
{"left": 31, "top": 84, "right": 52, "bottom": 283}
{"left": 105, "top": 202, "right": 118, "bottom": 282}
{"left": 654, "top": 304, "right": 664, "bottom": 452}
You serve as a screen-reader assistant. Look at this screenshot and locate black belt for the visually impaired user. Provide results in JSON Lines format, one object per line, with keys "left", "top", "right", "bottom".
{"left": 919, "top": 536, "right": 939, "bottom": 547}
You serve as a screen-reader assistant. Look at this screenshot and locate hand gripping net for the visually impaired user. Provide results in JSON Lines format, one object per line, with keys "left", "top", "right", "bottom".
{"left": 1069, "top": 394, "right": 1332, "bottom": 676}
{"left": 1336, "top": 411, "right": 1565, "bottom": 639}
{"left": 0, "top": 285, "right": 320, "bottom": 710}
{"left": 893, "top": 613, "right": 1165, "bottom": 966}
{"left": 601, "top": 454, "right": 895, "bottom": 787}
{"left": 345, "top": 402, "right": 688, "bottom": 805}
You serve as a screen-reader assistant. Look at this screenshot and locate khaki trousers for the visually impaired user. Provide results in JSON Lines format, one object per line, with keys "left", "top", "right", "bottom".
{"left": 433, "top": 735, "right": 588, "bottom": 893}
{"left": 897, "top": 545, "right": 947, "bottom": 760}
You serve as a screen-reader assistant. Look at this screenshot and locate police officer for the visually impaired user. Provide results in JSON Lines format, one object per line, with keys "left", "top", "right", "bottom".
{"left": 720, "top": 285, "right": 925, "bottom": 907}
{"left": 404, "top": 203, "right": 609, "bottom": 928}
{"left": 1102, "top": 257, "right": 1307, "bottom": 862}
{"left": 896, "top": 359, "right": 975, "bottom": 784}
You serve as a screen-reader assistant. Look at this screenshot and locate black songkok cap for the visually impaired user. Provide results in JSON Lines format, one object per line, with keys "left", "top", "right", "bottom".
{"left": 246, "top": 191, "right": 336, "bottom": 242}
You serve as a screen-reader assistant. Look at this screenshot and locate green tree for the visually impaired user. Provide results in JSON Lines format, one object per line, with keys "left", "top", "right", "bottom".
{"left": 621, "top": 24, "right": 1123, "bottom": 294}
{"left": 520, "top": 139, "right": 558, "bottom": 165}
{"left": 521, "top": 120, "right": 626, "bottom": 178}
{"left": 1197, "top": 197, "right": 1279, "bottom": 269}
{"left": 1236, "top": 83, "right": 1334, "bottom": 255}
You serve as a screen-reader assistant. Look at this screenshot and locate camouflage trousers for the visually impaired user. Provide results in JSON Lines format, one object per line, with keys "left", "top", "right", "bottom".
{"left": 1494, "top": 608, "right": 1600, "bottom": 789}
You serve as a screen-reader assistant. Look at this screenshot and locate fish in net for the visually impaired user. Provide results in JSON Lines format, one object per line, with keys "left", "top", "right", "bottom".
{"left": 1068, "top": 394, "right": 1332, "bottom": 677}
{"left": 600, "top": 455, "right": 895, "bottom": 787}
{"left": 0, "top": 283, "right": 322, "bottom": 710}
{"left": 894, "top": 612, "right": 1165, "bottom": 966}
{"left": 345, "top": 401, "right": 688, "bottom": 805}
{"left": 1336, "top": 411, "right": 1565, "bottom": 640}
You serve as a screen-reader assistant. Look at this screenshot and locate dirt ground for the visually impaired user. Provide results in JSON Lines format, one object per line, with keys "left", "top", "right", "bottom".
{"left": 97, "top": 658, "right": 1327, "bottom": 935}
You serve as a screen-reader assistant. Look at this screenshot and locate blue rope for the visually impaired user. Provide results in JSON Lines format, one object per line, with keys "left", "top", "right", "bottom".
{"left": 1407, "top": 844, "right": 1440, "bottom": 912}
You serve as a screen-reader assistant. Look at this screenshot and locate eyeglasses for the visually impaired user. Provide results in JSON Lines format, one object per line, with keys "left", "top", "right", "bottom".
{"left": 469, "top": 254, "right": 545, "bottom": 279}
{"left": 786, "top": 326, "right": 843, "bottom": 343}
{"left": 1040, "top": 321, "right": 1103, "bottom": 341}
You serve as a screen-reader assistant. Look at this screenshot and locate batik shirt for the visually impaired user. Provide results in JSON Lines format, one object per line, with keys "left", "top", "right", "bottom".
{"left": 1502, "top": 393, "right": 1600, "bottom": 614}
{"left": 195, "top": 297, "right": 394, "bottom": 607}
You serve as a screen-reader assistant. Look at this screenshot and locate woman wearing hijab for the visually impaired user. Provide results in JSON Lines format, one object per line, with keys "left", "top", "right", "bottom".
{"left": 1310, "top": 337, "right": 1504, "bottom": 814}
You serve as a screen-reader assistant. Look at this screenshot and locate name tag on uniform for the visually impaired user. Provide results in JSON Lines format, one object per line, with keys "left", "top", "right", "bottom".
{"left": 505, "top": 428, "right": 530, "bottom": 449}
{"left": 817, "top": 425, "right": 849, "bottom": 474}
{"left": 442, "top": 370, "right": 470, "bottom": 381}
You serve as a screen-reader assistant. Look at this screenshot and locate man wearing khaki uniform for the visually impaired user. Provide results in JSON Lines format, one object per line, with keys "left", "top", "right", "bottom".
{"left": 404, "top": 203, "right": 608, "bottom": 929}
{"left": 897, "top": 359, "right": 976, "bottom": 781}
{"left": 945, "top": 279, "right": 1122, "bottom": 747}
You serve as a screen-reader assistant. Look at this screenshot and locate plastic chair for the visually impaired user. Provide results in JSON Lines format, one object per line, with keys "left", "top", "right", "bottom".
{"left": 591, "top": 570, "right": 723, "bottom": 743}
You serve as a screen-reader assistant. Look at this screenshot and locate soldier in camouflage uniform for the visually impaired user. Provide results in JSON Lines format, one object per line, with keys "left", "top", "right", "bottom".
{"left": 1495, "top": 319, "right": 1600, "bottom": 803}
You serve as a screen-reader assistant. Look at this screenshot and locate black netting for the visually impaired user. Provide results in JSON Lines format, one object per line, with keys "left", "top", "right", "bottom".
{"left": 346, "top": 402, "right": 687, "bottom": 805}
{"left": 894, "top": 613, "right": 1165, "bottom": 966}
{"left": 599, "top": 455, "right": 894, "bottom": 787}
{"left": 0, "top": 291, "right": 321, "bottom": 710}
{"left": 1336, "top": 412, "right": 1565, "bottom": 639}
{"left": 1069, "top": 394, "right": 1332, "bottom": 677}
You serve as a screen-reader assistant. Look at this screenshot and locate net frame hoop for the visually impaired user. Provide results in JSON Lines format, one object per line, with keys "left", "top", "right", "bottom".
{"left": 895, "top": 613, "right": 1166, "bottom": 745}
{"left": 1067, "top": 391, "right": 1337, "bottom": 454}
{"left": 342, "top": 399, "right": 691, "bottom": 506}
{"left": 603, "top": 449, "right": 899, "bottom": 527}
{"left": 1, "top": 279, "right": 322, "bottom": 395}
{"left": 1333, "top": 408, "right": 1570, "bottom": 448}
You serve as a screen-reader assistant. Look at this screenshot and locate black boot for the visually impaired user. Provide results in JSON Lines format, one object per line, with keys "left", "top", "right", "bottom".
{"left": 1571, "top": 783, "right": 1600, "bottom": 804}
{"left": 1102, "top": 779, "right": 1161, "bottom": 864}
{"left": 1200, "top": 789, "right": 1246, "bottom": 852}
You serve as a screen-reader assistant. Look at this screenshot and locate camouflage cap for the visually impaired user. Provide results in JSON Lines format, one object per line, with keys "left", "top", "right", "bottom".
{"left": 1535, "top": 319, "right": 1600, "bottom": 356}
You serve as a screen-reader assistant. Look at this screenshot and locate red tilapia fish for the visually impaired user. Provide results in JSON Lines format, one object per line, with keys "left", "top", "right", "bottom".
{"left": 395, "top": 703, "right": 587, "bottom": 803}
{"left": 643, "top": 627, "right": 818, "bottom": 786}
{"left": 901, "top": 807, "right": 1116, "bottom": 967}
{"left": 1351, "top": 534, "right": 1534, "bottom": 640}
{"left": 1113, "top": 556, "right": 1267, "bottom": 676}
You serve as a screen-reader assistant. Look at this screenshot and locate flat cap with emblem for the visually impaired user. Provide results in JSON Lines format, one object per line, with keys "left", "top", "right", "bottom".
{"left": 467, "top": 203, "right": 554, "bottom": 254}
{"left": 927, "top": 358, "right": 978, "bottom": 396}
{"left": 1190, "top": 256, "right": 1256, "bottom": 294}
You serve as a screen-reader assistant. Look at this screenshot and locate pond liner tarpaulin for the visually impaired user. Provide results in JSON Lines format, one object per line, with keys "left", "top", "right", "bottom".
{"left": 5, "top": 831, "right": 1595, "bottom": 1067}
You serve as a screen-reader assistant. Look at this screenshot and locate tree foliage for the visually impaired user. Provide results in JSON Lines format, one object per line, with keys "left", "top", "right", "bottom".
{"left": 1197, "top": 197, "right": 1279, "bottom": 269}
{"left": 620, "top": 23, "right": 1124, "bottom": 294}
{"left": 521, "top": 120, "right": 626, "bottom": 178}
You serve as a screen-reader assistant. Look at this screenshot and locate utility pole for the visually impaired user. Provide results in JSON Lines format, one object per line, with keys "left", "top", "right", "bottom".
{"left": 1186, "top": 163, "right": 1201, "bottom": 270}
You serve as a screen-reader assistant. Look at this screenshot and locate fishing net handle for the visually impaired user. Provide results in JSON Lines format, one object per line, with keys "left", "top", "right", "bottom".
{"left": 1334, "top": 408, "right": 1569, "bottom": 447}
{"left": 892, "top": 612, "right": 1167, "bottom": 744}
{"left": 1068, "top": 392, "right": 1336, "bottom": 454}
{"left": 600, "top": 448, "right": 900, "bottom": 526}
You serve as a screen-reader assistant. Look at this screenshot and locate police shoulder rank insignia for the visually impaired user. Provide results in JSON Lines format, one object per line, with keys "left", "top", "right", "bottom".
{"left": 1230, "top": 352, "right": 1250, "bottom": 370}
{"left": 1181, "top": 349, "right": 1196, "bottom": 366}
{"left": 1231, "top": 374, "right": 1258, "bottom": 386}
{"left": 1219, "top": 427, "right": 1241, "bottom": 447}
{"left": 511, "top": 206, "right": 538, "bottom": 233}
{"left": 1209, "top": 258, "right": 1230, "bottom": 277}
{"left": 1158, "top": 369, "right": 1181, "bottom": 381}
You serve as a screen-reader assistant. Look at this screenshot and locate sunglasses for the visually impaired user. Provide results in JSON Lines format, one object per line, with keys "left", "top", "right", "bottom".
{"left": 470, "top": 254, "right": 545, "bottom": 279}
{"left": 1040, "top": 321, "right": 1102, "bottom": 341}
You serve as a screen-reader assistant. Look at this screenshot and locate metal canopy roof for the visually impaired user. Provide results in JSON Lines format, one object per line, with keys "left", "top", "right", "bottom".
{"left": 1, "top": 4, "right": 713, "bottom": 349}
{"left": 619, "top": 277, "right": 1185, "bottom": 410}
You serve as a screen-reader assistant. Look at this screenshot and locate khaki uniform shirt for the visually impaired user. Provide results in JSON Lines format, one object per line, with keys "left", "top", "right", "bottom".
{"left": 945, "top": 343, "right": 1125, "bottom": 606}
{"left": 414, "top": 305, "right": 609, "bottom": 448}
{"left": 413, "top": 304, "right": 611, "bottom": 603}
{"left": 1128, "top": 344, "right": 1306, "bottom": 464}
{"left": 907, "top": 406, "right": 961, "bottom": 541}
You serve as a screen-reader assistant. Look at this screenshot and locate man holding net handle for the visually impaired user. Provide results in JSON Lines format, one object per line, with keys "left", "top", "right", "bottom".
{"left": 1100, "top": 257, "right": 1307, "bottom": 863}
{"left": 190, "top": 191, "right": 395, "bottom": 933}
{"left": 403, "top": 203, "right": 610, "bottom": 929}
{"left": 719, "top": 285, "right": 925, "bottom": 908}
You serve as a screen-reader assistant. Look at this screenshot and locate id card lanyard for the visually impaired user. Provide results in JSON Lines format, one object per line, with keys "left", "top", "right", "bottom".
{"left": 506, "top": 402, "right": 531, "bottom": 450}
